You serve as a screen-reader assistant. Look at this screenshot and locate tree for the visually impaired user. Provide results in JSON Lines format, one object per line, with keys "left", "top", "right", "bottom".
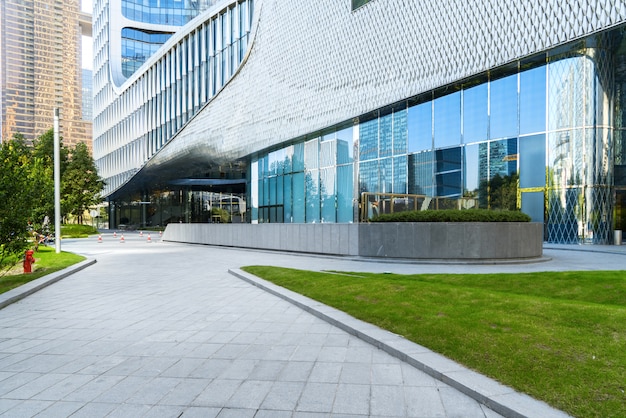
{"left": 62, "top": 142, "right": 104, "bottom": 223}
{"left": 31, "top": 129, "right": 68, "bottom": 227}
{"left": 0, "top": 135, "right": 35, "bottom": 271}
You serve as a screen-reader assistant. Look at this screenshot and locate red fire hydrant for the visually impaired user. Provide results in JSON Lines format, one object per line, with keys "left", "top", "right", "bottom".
{"left": 23, "top": 250, "right": 35, "bottom": 273}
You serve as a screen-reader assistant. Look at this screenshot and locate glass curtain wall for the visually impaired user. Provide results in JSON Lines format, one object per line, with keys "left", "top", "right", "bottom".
{"left": 253, "top": 125, "right": 354, "bottom": 223}
{"left": 248, "top": 28, "right": 623, "bottom": 244}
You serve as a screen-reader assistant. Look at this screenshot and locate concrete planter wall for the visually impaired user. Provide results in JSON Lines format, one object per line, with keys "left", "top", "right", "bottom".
{"left": 164, "top": 222, "right": 543, "bottom": 260}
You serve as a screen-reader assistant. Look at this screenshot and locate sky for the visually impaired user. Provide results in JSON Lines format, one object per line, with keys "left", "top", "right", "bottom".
{"left": 82, "top": 0, "right": 93, "bottom": 70}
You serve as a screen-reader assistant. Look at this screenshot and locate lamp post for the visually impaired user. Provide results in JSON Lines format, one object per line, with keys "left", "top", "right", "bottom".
{"left": 54, "top": 108, "right": 61, "bottom": 253}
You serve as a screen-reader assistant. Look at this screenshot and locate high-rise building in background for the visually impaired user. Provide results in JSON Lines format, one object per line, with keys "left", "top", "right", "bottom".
{"left": 0, "top": 0, "right": 92, "bottom": 149}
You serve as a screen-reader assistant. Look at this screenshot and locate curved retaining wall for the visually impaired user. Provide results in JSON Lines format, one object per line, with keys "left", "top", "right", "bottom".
{"left": 163, "top": 222, "right": 543, "bottom": 260}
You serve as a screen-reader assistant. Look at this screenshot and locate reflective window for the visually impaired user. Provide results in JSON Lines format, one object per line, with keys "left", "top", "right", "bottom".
{"left": 284, "top": 174, "right": 293, "bottom": 222}
{"left": 436, "top": 171, "right": 462, "bottom": 197}
{"left": 320, "top": 167, "right": 336, "bottom": 223}
{"left": 305, "top": 170, "right": 320, "bottom": 223}
{"left": 292, "top": 172, "right": 305, "bottom": 222}
{"left": 490, "top": 74, "right": 518, "bottom": 139}
{"left": 359, "top": 160, "right": 378, "bottom": 194}
{"left": 393, "top": 156, "right": 407, "bottom": 194}
{"left": 464, "top": 144, "right": 480, "bottom": 199}
{"left": 407, "top": 101, "right": 432, "bottom": 153}
{"left": 547, "top": 57, "right": 588, "bottom": 130}
{"left": 519, "top": 134, "right": 545, "bottom": 188}
{"left": 379, "top": 111, "right": 393, "bottom": 158}
{"left": 337, "top": 165, "right": 354, "bottom": 223}
{"left": 393, "top": 107, "right": 407, "bottom": 155}
{"left": 435, "top": 147, "right": 462, "bottom": 173}
{"left": 434, "top": 91, "right": 461, "bottom": 148}
{"left": 520, "top": 67, "right": 546, "bottom": 135}
{"left": 292, "top": 142, "right": 305, "bottom": 172}
{"left": 521, "top": 191, "right": 544, "bottom": 222}
{"left": 379, "top": 158, "right": 393, "bottom": 194}
{"left": 408, "top": 151, "right": 433, "bottom": 196}
{"left": 463, "top": 84, "right": 488, "bottom": 143}
{"left": 121, "top": 29, "right": 173, "bottom": 78}
{"left": 336, "top": 126, "right": 354, "bottom": 165}
{"left": 489, "top": 138, "right": 518, "bottom": 178}
{"left": 359, "top": 117, "right": 378, "bottom": 161}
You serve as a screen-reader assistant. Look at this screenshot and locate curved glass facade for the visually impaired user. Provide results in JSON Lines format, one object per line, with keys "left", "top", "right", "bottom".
{"left": 94, "top": 0, "right": 255, "bottom": 195}
{"left": 96, "top": 0, "right": 626, "bottom": 245}
{"left": 121, "top": 0, "right": 216, "bottom": 25}
{"left": 121, "top": 29, "right": 173, "bottom": 78}
{"left": 250, "top": 30, "right": 626, "bottom": 244}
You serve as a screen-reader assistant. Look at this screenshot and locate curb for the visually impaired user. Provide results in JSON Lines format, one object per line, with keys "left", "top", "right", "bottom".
{"left": 229, "top": 268, "right": 572, "bottom": 418}
{"left": 0, "top": 258, "right": 97, "bottom": 310}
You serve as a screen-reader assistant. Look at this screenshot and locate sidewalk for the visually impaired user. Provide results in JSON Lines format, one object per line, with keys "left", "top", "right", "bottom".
{"left": 3, "top": 233, "right": 620, "bottom": 417}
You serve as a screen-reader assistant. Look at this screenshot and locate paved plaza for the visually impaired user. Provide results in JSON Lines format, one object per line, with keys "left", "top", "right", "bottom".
{"left": 2, "top": 233, "right": 625, "bottom": 417}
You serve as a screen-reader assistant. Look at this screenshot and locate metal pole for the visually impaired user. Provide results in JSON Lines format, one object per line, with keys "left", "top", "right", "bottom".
{"left": 53, "top": 108, "right": 61, "bottom": 253}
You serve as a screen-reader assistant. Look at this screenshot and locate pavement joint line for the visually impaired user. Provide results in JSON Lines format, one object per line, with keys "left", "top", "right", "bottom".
{"left": 229, "top": 267, "right": 572, "bottom": 418}
{"left": 0, "top": 258, "right": 97, "bottom": 310}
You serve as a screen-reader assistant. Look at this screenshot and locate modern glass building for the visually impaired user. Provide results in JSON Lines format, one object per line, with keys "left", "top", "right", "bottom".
{"left": 0, "top": 0, "right": 92, "bottom": 148}
{"left": 94, "top": 0, "right": 626, "bottom": 244}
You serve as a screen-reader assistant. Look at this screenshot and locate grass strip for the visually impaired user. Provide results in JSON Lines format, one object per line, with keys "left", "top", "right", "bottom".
{"left": 0, "top": 246, "right": 85, "bottom": 294}
{"left": 242, "top": 266, "right": 626, "bottom": 418}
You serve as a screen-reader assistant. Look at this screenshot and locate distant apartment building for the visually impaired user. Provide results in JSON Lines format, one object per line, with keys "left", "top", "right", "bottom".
{"left": 0, "top": 0, "right": 92, "bottom": 149}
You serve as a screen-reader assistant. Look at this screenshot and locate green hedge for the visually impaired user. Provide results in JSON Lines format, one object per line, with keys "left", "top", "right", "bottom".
{"left": 371, "top": 209, "right": 531, "bottom": 223}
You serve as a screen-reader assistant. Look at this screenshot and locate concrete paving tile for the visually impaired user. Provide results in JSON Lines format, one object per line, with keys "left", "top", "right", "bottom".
{"left": 32, "top": 374, "right": 95, "bottom": 401}
{"left": 404, "top": 385, "right": 447, "bottom": 418}
{"left": 277, "top": 361, "right": 315, "bottom": 382}
{"left": 371, "top": 384, "right": 406, "bottom": 416}
{"left": 131, "top": 356, "right": 180, "bottom": 377}
{"left": 0, "top": 398, "right": 21, "bottom": 415}
{"left": 34, "top": 400, "right": 83, "bottom": 417}
{"left": 438, "top": 386, "right": 500, "bottom": 418}
{"left": 63, "top": 374, "right": 126, "bottom": 402}
{"left": 66, "top": 402, "right": 117, "bottom": 417}
{"left": 260, "top": 381, "right": 305, "bottom": 410}
{"left": 309, "top": 362, "right": 342, "bottom": 384}
{"left": 124, "top": 376, "right": 182, "bottom": 405}
{"left": 179, "top": 406, "right": 222, "bottom": 417}
{"left": 332, "top": 383, "right": 370, "bottom": 415}
{"left": 188, "top": 358, "right": 232, "bottom": 379}
{"left": 254, "top": 410, "right": 292, "bottom": 418}
{"left": 192, "top": 379, "right": 242, "bottom": 407}
{"left": 143, "top": 404, "right": 186, "bottom": 417}
{"left": 158, "top": 378, "right": 210, "bottom": 406}
{"left": 105, "top": 402, "right": 151, "bottom": 417}
{"left": 92, "top": 375, "right": 149, "bottom": 403}
{"left": 1, "top": 399, "right": 54, "bottom": 417}
{"left": 225, "top": 380, "right": 273, "bottom": 409}
{"left": 317, "top": 346, "right": 347, "bottom": 363}
{"left": 248, "top": 360, "right": 287, "bottom": 381}
{"left": 3, "top": 372, "right": 69, "bottom": 400}
{"left": 0, "top": 371, "right": 42, "bottom": 396}
{"left": 296, "top": 382, "right": 337, "bottom": 413}
{"left": 217, "top": 359, "right": 258, "bottom": 380}
{"left": 160, "top": 358, "right": 207, "bottom": 378}
{"left": 371, "top": 363, "right": 403, "bottom": 385}
{"left": 339, "top": 362, "right": 371, "bottom": 385}
{"left": 215, "top": 408, "right": 256, "bottom": 418}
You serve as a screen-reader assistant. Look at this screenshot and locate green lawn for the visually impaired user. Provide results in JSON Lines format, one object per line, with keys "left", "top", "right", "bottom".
{"left": 0, "top": 246, "right": 85, "bottom": 294}
{"left": 242, "top": 266, "right": 626, "bottom": 418}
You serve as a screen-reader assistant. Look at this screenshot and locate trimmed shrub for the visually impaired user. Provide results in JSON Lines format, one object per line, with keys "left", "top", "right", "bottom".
{"left": 371, "top": 209, "right": 531, "bottom": 223}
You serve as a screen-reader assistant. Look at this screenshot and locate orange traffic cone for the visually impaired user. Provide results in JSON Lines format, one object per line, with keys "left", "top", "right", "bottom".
{"left": 113, "top": 231, "right": 117, "bottom": 238}
{"left": 159, "top": 231, "right": 162, "bottom": 237}
{"left": 120, "top": 234, "right": 125, "bottom": 243}
{"left": 139, "top": 231, "right": 143, "bottom": 237}
{"left": 97, "top": 235, "right": 102, "bottom": 243}
{"left": 146, "top": 233, "right": 152, "bottom": 243}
